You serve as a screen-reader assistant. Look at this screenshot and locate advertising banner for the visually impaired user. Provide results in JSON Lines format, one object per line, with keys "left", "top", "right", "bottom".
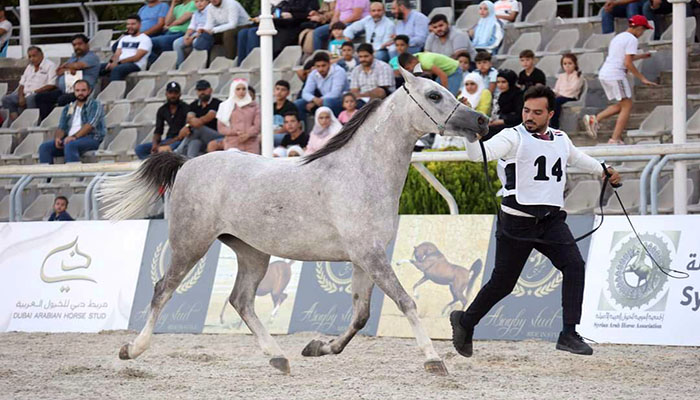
{"left": 0, "top": 221, "right": 148, "bottom": 332}
{"left": 474, "top": 215, "right": 595, "bottom": 342}
{"left": 129, "top": 220, "right": 221, "bottom": 333}
{"left": 579, "top": 216, "right": 700, "bottom": 346}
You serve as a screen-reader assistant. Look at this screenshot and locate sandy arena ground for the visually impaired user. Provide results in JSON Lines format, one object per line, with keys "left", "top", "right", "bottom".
{"left": 0, "top": 331, "right": 698, "bottom": 400}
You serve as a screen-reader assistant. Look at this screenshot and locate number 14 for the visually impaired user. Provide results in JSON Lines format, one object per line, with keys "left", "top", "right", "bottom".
{"left": 533, "top": 156, "right": 563, "bottom": 182}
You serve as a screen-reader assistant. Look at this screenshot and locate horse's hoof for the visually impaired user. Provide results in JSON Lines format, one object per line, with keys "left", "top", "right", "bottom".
{"left": 301, "top": 339, "right": 326, "bottom": 357}
{"left": 118, "top": 344, "right": 131, "bottom": 360}
{"left": 269, "top": 357, "right": 290, "bottom": 375}
{"left": 424, "top": 359, "right": 449, "bottom": 376}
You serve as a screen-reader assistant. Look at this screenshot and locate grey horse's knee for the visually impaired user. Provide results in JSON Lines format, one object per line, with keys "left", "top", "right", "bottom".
{"left": 397, "top": 296, "right": 417, "bottom": 315}
{"left": 353, "top": 314, "right": 370, "bottom": 330}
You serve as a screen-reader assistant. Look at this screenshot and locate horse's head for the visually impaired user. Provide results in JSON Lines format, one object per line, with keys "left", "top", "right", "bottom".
{"left": 413, "top": 242, "right": 440, "bottom": 262}
{"left": 399, "top": 67, "right": 489, "bottom": 142}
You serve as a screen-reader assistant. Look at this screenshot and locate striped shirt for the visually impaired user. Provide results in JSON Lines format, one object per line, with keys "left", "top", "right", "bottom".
{"left": 350, "top": 59, "right": 395, "bottom": 94}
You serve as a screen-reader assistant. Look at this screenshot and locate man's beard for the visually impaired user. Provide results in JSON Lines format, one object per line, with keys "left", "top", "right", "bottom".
{"left": 396, "top": 11, "right": 404, "bottom": 19}
{"left": 436, "top": 28, "right": 448, "bottom": 37}
{"left": 523, "top": 120, "right": 546, "bottom": 133}
{"left": 168, "top": 98, "right": 180, "bottom": 104}
{"left": 127, "top": 28, "right": 137, "bottom": 35}
{"left": 199, "top": 94, "right": 211, "bottom": 102}
{"left": 75, "top": 95, "right": 88, "bottom": 102}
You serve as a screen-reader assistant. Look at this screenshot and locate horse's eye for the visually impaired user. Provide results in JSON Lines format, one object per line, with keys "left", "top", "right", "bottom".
{"left": 427, "top": 92, "right": 441, "bottom": 102}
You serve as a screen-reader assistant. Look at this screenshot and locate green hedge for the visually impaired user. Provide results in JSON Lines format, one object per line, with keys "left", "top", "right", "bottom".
{"left": 399, "top": 152, "right": 502, "bottom": 215}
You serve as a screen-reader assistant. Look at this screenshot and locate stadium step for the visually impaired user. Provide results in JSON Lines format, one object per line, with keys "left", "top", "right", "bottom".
{"left": 659, "top": 69, "right": 700, "bottom": 86}
{"left": 635, "top": 84, "right": 700, "bottom": 101}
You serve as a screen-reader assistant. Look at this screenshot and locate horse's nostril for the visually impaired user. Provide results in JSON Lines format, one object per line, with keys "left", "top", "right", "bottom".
{"left": 478, "top": 117, "right": 487, "bottom": 126}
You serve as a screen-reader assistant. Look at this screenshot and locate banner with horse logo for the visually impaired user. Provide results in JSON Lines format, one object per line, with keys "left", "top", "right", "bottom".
{"left": 129, "top": 220, "right": 221, "bottom": 333}
{"left": 579, "top": 215, "right": 700, "bottom": 346}
{"left": 0, "top": 221, "right": 148, "bottom": 332}
{"left": 377, "top": 215, "right": 494, "bottom": 339}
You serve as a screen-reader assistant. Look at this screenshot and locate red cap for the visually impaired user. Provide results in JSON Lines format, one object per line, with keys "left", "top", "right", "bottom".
{"left": 629, "top": 15, "right": 653, "bottom": 30}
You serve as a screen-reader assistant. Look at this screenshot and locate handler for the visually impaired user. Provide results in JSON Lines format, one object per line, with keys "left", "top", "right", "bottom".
{"left": 451, "top": 85, "right": 621, "bottom": 357}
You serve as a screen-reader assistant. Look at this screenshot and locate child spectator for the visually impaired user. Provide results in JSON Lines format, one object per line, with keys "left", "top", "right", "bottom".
{"left": 48, "top": 196, "right": 74, "bottom": 221}
{"left": 276, "top": 112, "right": 310, "bottom": 155}
{"left": 273, "top": 80, "right": 299, "bottom": 144}
{"left": 173, "top": 0, "right": 209, "bottom": 68}
{"left": 335, "top": 41, "right": 358, "bottom": 72}
{"left": 338, "top": 92, "right": 358, "bottom": 124}
{"left": 456, "top": 51, "right": 472, "bottom": 73}
{"left": 517, "top": 49, "right": 546, "bottom": 90}
{"left": 329, "top": 21, "right": 347, "bottom": 57}
{"left": 469, "top": 1, "right": 503, "bottom": 54}
{"left": 458, "top": 71, "right": 492, "bottom": 116}
{"left": 389, "top": 34, "right": 409, "bottom": 73}
{"left": 209, "top": 79, "right": 261, "bottom": 153}
{"left": 552, "top": 53, "right": 584, "bottom": 129}
{"left": 474, "top": 51, "right": 497, "bottom": 93}
{"left": 306, "top": 106, "right": 343, "bottom": 154}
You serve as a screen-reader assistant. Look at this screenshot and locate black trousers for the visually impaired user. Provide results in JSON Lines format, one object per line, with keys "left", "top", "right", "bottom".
{"left": 462, "top": 210, "right": 586, "bottom": 327}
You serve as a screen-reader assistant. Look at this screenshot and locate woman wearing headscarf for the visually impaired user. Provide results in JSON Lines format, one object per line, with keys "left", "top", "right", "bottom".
{"left": 469, "top": 1, "right": 504, "bottom": 54}
{"left": 305, "top": 106, "right": 343, "bottom": 155}
{"left": 485, "top": 69, "right": 522, "bottom": 140}
{"left": 458, "top": 71, "right": 492, "bottom": 116}
{"left": 208, "top": 79, "right": 261, "bottom": 153}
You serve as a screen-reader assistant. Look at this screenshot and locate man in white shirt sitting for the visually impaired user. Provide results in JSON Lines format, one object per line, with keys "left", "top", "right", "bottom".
{"left": 0, "top": 9, "right": 12, "bottom": 57}
{"left": 194, "top": 0, "right": 250, "bottom": 60}
{"left": 100, "top": 14, "right": 153, "bottom": 81}
{"left": 493, "top": 0, "right": 520, "bottom": 25}
{"left": 343, "top": 1, "right": 395, "bottom": 62}
{"left": 1, "top": 46, "right": 57, "bottom": 121}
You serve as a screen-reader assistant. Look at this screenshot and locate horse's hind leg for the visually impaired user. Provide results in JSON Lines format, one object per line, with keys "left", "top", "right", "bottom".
{"left": 352, "top": 247, "right": 447, "bottom": 376}
{"left": 302, "top": 264, "right": 374, "bottom": 357}
{"left": 220, "top": 235, "right": 289, "bottom": 374}
{"left": 120, "top": 236, "right": 214, "bottom": 360}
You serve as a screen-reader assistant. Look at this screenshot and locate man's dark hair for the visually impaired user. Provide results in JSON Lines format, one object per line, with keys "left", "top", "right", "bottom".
{"left": 55, "top": 196, "right": 69, "bottom": 205}
{"left": 283, "top": 111, "right": 299, "bottom": 121}
{"left": 312, "top": 51, "right": 331, "bottom": 64}
{"left": 27, "top": 46, "right": 43, "bottom": 54}
{"left": 519, "top": 49, "right": 535, "bottom": 59}
{"left": 523, "top": 85, "right": 556, "bottom": 112}
{"left": 396, "top": 0, "right": 411, "bottom": 9}
{"left": 275, "top": 80, "right": 290, "bottom": 90}
{"left": 356, "top": 43, "right": 374, "bottom": 55}
{"left": 126, "top": 14, "right": 141, "bottom": 22}
{"left": 73, "top": 79, "right": 91, "bottom": 90}
{"left": 341, "top": 40, "right": 354, "bottom": 49}
{"left": 330, "top": 21, "right": 346, "bottom": 31}
{"left": 394, "top": 34, "right": 409, "bottom": 45}
{"left": 474, "top": 51, "right": 491, "bottom": 62}
{"left": 303, "top": 59, "right": 315, "bottom": 70}
{"left": 71, "top": 34, "right": 90, "bottom": 44}
{"left": 398, "top": 52, "right": 417, "bottom": 69}
{"left": 429, "top": 13, "right": 448, "bottom": 25}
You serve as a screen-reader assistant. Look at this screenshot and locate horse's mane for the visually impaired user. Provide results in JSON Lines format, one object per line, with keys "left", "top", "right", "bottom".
{"left": 302, "top": 98, "right": 384, "bottom": 164}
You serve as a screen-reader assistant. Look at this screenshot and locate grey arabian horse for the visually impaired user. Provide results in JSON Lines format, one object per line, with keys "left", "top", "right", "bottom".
{"left": 98, "top": 68, "right": 488, "bottom": 376}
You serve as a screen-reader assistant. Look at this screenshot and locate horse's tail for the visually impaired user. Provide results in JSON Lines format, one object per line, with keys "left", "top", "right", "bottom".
{"left": 98, "top": 152, "right": 187, "bottom": 220}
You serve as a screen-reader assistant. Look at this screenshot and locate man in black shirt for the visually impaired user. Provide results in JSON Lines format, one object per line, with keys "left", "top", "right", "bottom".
{"left": 176, "top": 80, "right": 223, "bottom": 158}
{"left": 280, "top": 112, "right": 309, "bottom": 148}
{"left": 273, "top": 80, "right": 300, "bottom": 145}
{"left": 135, "top": 81, "right": 189, "bottom": 159}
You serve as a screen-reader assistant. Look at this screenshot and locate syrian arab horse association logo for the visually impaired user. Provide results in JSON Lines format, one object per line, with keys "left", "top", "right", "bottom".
{"left": 512, "top": 252, "right": 562, "bottom": 298}
{"left": 151, "top": 240, "right": 205, "bottom": 294}
{"left": 604, "top": 232, "right": 673, "bottom": 311}
{"left": 315, "top": 261, "right": 353, "bottom": 294}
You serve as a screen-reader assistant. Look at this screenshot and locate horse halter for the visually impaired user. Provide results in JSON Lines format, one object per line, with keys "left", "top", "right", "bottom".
{"left": 402, "top": 85, "right": 460, "bottom": 135}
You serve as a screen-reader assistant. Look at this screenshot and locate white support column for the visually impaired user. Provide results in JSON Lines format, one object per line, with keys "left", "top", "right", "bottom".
{"left": 257, "top": 0, "right": 277, "bottom": 158}
{"left": 19, "top": 0, "right": 31, "bottom": 55}
{"left": 669, "top": 0, "right": 689, "bottom": 214}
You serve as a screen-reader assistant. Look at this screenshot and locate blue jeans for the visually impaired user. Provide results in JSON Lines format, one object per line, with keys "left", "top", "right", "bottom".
{"left": 445, "top": 69, "right": 464, "bottom": 96}
{"left": 135, "top": 139, "right": 182, "bottom": 160}
{"left": 293, "top": 97, "right": 343, "bottom": 122}
{"left": 601, "top": 3, "right": 643, "bottom": 34}
{"left": 313, "top": 24, "right": 330, "bottom": 50}
{"left": 39, "top": 136, "right": 101, "bottom": 163}
{"left": 193, "top": 32, "right": 216, "bottom": 53}
{"left": 149, "top": 31, "right": 184, "bottom": 64}
{"left": 100, "top": 62, "right": 141, "bottom": 81}
{"left": 274, "top": 133, "right": 285, "bottom": 147}
{"left": 375, "top": 49, "right": 390, "bottom": 62}
{"left": 174, "top": 35, "right": 210, "bottom": 67}
{"left": 236, "top": 26, "right": 260, "bottom": 65}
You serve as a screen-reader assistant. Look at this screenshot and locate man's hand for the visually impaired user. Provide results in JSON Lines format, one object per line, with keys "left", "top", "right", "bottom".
{"left": 312, "top": 97, "right": 323, "bottom": 107}
{"left": 104, "top": 62, "right": 115, "bottom": 71}
{"left": 178, "top": 125, "right": 191, "bottom": 139}
{"left": 642, "top": 78, "right": 658, "bottom": 86}
{"left": 18, "top": 94, "right": 26, "bottom": 108}
{"left": 184, "top": 35, "right": 194, "bottom": 46}
{"left": 54, "top": 137, "right": 64, "bottom": 149}
{"left": 63, "top": 136, "right": 76, "bottom": 145}
{"left": 151, "top": 143, "right": 159, "bottom": 154}
{"left": 604, "top": 167, "right": 621, "bottom": 186}
{"left": 306, "top": 102, "right": 315, "bottom": 111}
{"left": 603, "top": 1, "right": 616, "bottom": 13}
{"left": 281, "top": 12, "right": 292, "bottom": 19}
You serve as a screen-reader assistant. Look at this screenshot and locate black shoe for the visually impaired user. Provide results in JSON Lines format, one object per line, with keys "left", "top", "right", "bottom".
{"left": 450, "top": 311, "right": 473, "bottom": 358}
{"left": 556, "top": 331, "right": 593, "bottom": 355}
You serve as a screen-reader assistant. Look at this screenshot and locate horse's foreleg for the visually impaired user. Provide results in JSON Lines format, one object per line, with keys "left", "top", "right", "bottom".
{"left": 354, "top": 248, "right": 448, "bottom": 376}
{"left": 412, "top": 276, "right": 428, "bottom": 299}
{"left": 302, "top": 264, "right": 374, "bottom": 357}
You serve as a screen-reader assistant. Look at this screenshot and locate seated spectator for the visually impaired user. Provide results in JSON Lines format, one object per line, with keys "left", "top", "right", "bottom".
{"left": 35, "top": 34, "right": 101, "bottom": 120}
{"left": 388, "top": 0, "right": 429, "bottom": 58}
{"left": 176, "top": 79, "right": 223, "bottom": 158}
{"left": 643, "top": 0, "right": 680, "bottom": 40}
{"left": 150, "top": 0, "right": 198, "bottom": 64}
{"left": 273, "top": 80, "right": 299, "bottom": 145}
{"left": 601, "top": 0, "right": 643, "bottom": 34}
{"left": 0, "top": 9, "right": 11, "bottom": 58}
{"left": 306, "top": 106, "right": 343, "bottom": 154}
{"left": 517, "top": 49, "right": 546, "bottom": 90}
{"left": 38, "top": 80, "right": 105, "bottom": 164}
{"left": 100, "top": 15, "right": 152, "bottom": 82}
{"left": 174, "top": 0, "right": 209, "bottom": 67}
{"left": 398, "top": 52, "right": 462, "bottom": 95}
{"left": 343, "top": 1, "right": 394, "bottom": 62}
{"left": 313, "top": 0, "right": 370, "bottom": 51}
{"left": 328, "top": 22, "right": 347, "bottom": 57}
{"left": 140, "top": 0, "right": 171, "bottom": 37}
{"left": 551, "top": 53, "right": 583, "bottom": 129}
{"left": 197, "top": 0, "right": 250, "bottom": 60}
{"left": 300, "top": 0, "right": 335, "bottom": 57}
{"left": 2, "top": 46, "right": 56, "bottom": 121}
{"left": 389, "top": 34, "right": 409, "bottom": 74}
{"left": 469, "top": 1, "right": 503, "bottom": 54}
{"left": 135, "top": 81, "right": 188, "bottom": 159}
{"left": 350, "top": 44, "right": 395, "bottom": 105}
{"left": 338, "top": 92, "right": 358, "bottom": 124}
{"left": 208, "top": 79, "right": 261, "bottom": 153}
{"left": 475, "top": 50, "right": 497, "bottom": 93}
{"left": 486, "top": 69, "right": 522, "bottom": 139}
{"left": 458, "top": 71, "right": 492, "bottom": 116}
{"left": 294, "top": 52, "right": 348, "bottom": 120}
{"left": 494, "top": 0, "right": 520, "bottom": 25}
{"left": 296, "top": 59, "right": 316, "bottom": 98}
{"left": 456, "top": 51, "right": 473, "bottom": 73}
{"left": 48, "top": 196, "right": 74, "bottom": 221}
{"left": 276, "top": 111, "right": 310, "bottom": 153}
{"left": 425, "top": 13, "right": 476, "bottom": 60}
{"left": 335, "top": 41, "right": 359, "bottom": 75}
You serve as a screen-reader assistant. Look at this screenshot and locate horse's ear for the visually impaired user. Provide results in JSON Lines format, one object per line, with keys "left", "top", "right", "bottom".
{"left": 399, "top": 66, "right": 416, "bottom": 86}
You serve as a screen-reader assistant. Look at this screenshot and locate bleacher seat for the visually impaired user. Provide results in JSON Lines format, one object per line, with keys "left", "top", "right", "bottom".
{"left": 0, "top": 194, "right": 9, "bottom": 222}
{"left": 627, "top": 105, "right": 673, "bottom": 141}
{"left": 183, "top": 75, "right": 220, "bottom": 102}
{"left": 0, "top": 135, "right": 13, "bottom": 155}
{"left": 688, "top": 108, "right": 700, "bottom": 137}
{"left": 89, "top": 30, "right": 113, "bottom": 51}
{"left": 22, "top": 193, "right": 54, "bottom": 221}
{"left": 96, "top": 80, "right": 127, "bottom": 105}
{"left": 198, "top": 56, "right": 235, "bottom": 78}
{"left": 563, "top": 180, "right": 601, "bottom": 214}
{"left": 650, "top": 17, "right": 696, "bottom": 46}
{"left": 27, "top": 107, "right": 63, "bottom": 135}
{"left": 573, "top": 33, "right": 614, "bottom": 53}
{"left": 600, "top": 179, "right": 641, "bottom": 214}
{"left": 428, "top": 7, "right": 454, "bottom": 24}
{"left": 120, "top": 103, "right": 161, "bottom": 130}
{"left": 496, "top": 32, "right": 541, "bottom": 60}
{"left": 497, "top": 57, "right": 523, "bottom": 73}
{"left": 67, "top": 194, "right": 85, "bottom": 220}
{"left": 512, "top": 0, "right": 556, "bottom": 29}
{"left": 230, "top": 48, "right": 261, "bottom": 81}
{"left": 655, "top": 179, "right": 694, "bottom": 213}
{"left": 536, "top": 55, "right": 561, "bottom": 77}
{"left": 146, "top": 76, "right": 188, "bottom": 103}
{"left": 0, "top": 133, "right": 43, "bottom": 164}
{"left": 273, "top": 46, "right": 302, "bottom": 73}
{"left": 0, "top": 109, "right": 40, "bottom": 136}
{"left": 104, "top": 103, "right": 131, "bottom": 134}
{"left": 134, "top": 51, "right": 178, "bottom": 79}
{"left": 114, "top": 78, "right": 156, "bottom": 105}
{"left": 0, "top": 82, "right": 7, "bottom": 98}
{"left": 167, "top": 49, "right": 208, "bottom": 79}
{"left": 578, "top": 52, "right": 604, "bottom": 75}
{"left": 540, "top": 28, "right": 579, "bottom": 55}
{"left": 94, "top": 128, "right": 138, "bottom": 162}
{"left": 456, "top": 4, "right": 479, "bottom": 31}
